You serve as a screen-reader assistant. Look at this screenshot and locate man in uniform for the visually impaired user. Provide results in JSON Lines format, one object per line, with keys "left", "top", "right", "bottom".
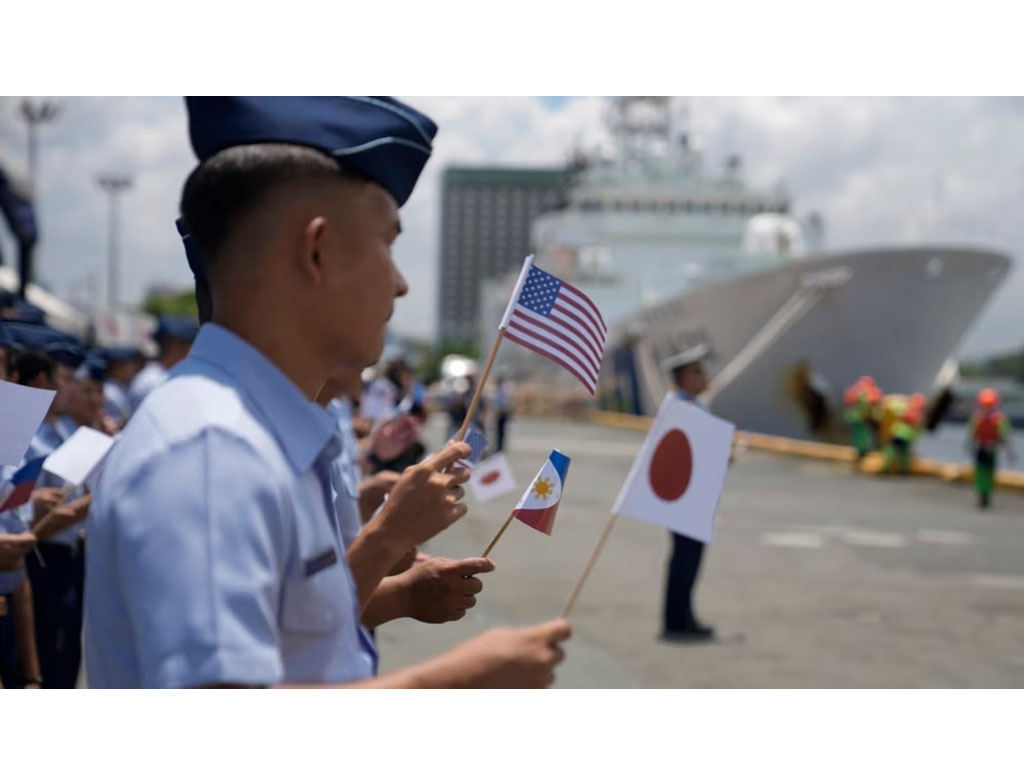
{"left": 103, "top": 346, "right": 144, "bottom": 428}
{"left": 85, "top": 96, "right": 569, "bottom": 688}
{"left": 129, "top": 315, "right": 198, "bottom": 409}
{"left": 659, "top": 343, "right": 716, "bottom": 643}
{"left": 21, "top": 338, "right": 92, "bottom": 687}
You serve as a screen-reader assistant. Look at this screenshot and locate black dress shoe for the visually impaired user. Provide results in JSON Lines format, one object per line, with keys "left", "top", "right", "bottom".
{"left": 660, "top": 625, "right": 716, "bottom": 644}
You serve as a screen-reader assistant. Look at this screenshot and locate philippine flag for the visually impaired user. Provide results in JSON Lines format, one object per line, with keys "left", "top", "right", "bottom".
{"left": 512, "top": 450, "right": 571, "bottom": 535}
{"left": 0, "top": 456, "right": 47, "bottom": 512}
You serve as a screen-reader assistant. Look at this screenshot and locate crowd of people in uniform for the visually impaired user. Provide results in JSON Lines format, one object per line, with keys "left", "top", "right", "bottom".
{"left": 1, "top": 96, "right": 573, "bottom": 689}
{"left": 843, "top": 375, "right": 1017, "bottom": 507}
{"left": 0, "top": 307, "right": 200, "bottom": 688}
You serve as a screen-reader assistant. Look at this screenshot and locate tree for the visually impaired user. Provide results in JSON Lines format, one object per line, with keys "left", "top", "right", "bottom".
{"left": 141, "top": 288, "right": 197, "bottom": 319}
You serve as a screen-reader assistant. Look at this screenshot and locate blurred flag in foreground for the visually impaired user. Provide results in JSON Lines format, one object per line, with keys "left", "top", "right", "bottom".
{"left": 512, "top": 449, "right": 571, "bottom": 535}
{"left": 0, "top": 456, "right": 46, "bottom": 512}
{"left": 468, "top": 452, "right": 518, "bottom": 502}
{"left": 500, "top": 256, "right": 606, "bottom": 395}
{"left": 455, "top": 426, "right": 489, "bottom": 470}
{"left": 612, "top": 394, "right": 734, "bottom": 543}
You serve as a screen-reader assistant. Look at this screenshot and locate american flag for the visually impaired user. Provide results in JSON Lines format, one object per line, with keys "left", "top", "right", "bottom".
{"left": 455, "top": 427, "right": 489, "bottom": 469}
{"left": 502, "top": 262, "right": 607, "bottom": 394}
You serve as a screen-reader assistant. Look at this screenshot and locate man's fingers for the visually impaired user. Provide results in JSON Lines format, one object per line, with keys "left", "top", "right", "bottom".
{"left": 460, "top": 577, "right": 484, "bottom": 596}
{"left": 447, "top": 486, "right": 465, "bottom": 503}
{"left": 444, "top": 466, "right": 471, "bottom": 487}
{"left": 529, "top": 618, "right": 572, "bottom": 645}
{"left": 451, "top": 503, "right": 468, "bottom": 522}
{"left": 425, "top": 441, "right": 471, "bottom": 471}
{"left": 457, "top": 595, "right": 478, "bottom": 610}
{"left": 447, "top": 557, "right": 495, "bottom": 577}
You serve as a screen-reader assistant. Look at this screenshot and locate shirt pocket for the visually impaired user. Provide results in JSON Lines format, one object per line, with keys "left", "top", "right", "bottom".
{"left": 280, "top": 552, "right": 347, "bottom": 635}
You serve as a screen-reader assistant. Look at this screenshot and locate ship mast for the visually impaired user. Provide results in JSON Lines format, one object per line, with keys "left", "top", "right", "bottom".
{"left": 607, "top": 96, "right": 673, "bottom": 167}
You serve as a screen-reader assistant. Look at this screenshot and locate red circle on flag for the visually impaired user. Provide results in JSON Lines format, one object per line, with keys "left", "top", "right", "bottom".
{"left": 648, "top": 429, "right": 693, "bottom": 501}
{"left": 481, "top": 470, "right": 501, "bottom": 485}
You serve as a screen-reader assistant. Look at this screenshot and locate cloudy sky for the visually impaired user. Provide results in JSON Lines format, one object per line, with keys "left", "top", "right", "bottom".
{"left": 0, "top": 97, "right": 1021, "bottom": 357}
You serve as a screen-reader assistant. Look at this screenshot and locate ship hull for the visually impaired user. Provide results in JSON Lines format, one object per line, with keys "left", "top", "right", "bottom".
{"left": 601, "top": 246, "right": 1012, "bottom": 440}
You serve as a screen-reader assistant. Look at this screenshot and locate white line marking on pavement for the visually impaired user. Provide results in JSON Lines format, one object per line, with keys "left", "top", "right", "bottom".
{"left": 760, "top": 532, "right": 824, "bottom": 548}
{"left": 968, "top": 573, "right": 1024, "bottom": 590}
{"left": 840, "top": 530, "right": 908, "bottom": 548}
{"left": 915, "top": 529, "right": 973, "bottom": 546}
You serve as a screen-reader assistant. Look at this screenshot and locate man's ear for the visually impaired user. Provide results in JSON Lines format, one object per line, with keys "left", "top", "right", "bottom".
{"left": 300, "top": 215, "right": 329, "bottom": 285}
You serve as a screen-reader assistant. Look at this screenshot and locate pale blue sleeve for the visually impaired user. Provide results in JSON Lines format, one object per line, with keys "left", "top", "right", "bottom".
{"left": 112, "top": 429, "right": 290, "bottom": 688}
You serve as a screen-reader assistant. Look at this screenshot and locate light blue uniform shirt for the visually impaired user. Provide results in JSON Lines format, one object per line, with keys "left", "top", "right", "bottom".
{"left": 21, "top": 415, "right": 86, "bottom": 546}
{"left": 128, "top": 361, "right": 167, "bottom": 411}
{"left": 104, "top": 380, "right": 133, "bottom": 424}
{"left": 325, "top": 398, "right": 363, "bottom": 550}
{"left": 324, "top": 397, "right": 379, "bottom": 671}
{"left": 85, "top": 323, "right": 375, "bottom": 688}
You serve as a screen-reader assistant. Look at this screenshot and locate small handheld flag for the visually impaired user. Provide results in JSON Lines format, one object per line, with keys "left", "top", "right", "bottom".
{"left": 0, "top": 456, "right": 47, "bottom": 512}
{"left": 455, "top": 426, "right": 489, "bottom": 469}
{"left": 500, "top": 256, "right": 607, "bottom": 395}
{"left": 480, "top": 449, "right": 572, "bottom": 558}
{"left": 612, "top": 394, "right": 735, "bottom": 543}
{"left": 468, "top": 452, "right": 518, "bottom": 502}
{"left": 512, "top": 449, "right": 571, "bottom": 535}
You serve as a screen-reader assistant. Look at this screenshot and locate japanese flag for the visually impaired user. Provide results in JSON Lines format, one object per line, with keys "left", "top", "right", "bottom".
{"left": 468, "top": 452, "right": 518, "bottom": 502}
{"left": 612, "top": 394, "right": 734, "bottom": 543}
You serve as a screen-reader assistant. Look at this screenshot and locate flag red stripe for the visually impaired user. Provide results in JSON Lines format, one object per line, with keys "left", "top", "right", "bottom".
{"left": 560, "top": 281, "right": 607, "bottom": 333}
{"left": 552, "top": 300, "right": 604, "bottom": 354}
{"left": 513, "top": 306, "right": 602, "bottom": 372}
{"left": 507, "top": 318, "right": 599, "bottom": 381}
{"left": 504, "top": 329, "right": 597, "bottom": 394}
{"left": 555, "top": 292, "right": 606, "bottom": 344}
{"left": 545, "top": 309, "right": 603, "bottom": 367}
{"left": 0, "top": 481, "right": 36, "bottom": 513}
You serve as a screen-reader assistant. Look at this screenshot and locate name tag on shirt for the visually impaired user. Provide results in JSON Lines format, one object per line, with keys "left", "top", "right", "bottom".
{"left": 303, "top": 547, "right": 338, "bottom": 577}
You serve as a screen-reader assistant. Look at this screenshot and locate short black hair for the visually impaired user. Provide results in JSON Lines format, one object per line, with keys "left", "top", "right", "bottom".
{"left": 179, "top": 143, "right": 366, "bottom": 270}
{"left": 14, "top": 349, "right": 54, "bottom": 386}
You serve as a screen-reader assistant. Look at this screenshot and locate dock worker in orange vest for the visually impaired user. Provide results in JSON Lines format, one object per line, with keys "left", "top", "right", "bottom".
{"left": 968, "top": 388, "right": 1016, "bottom": 509}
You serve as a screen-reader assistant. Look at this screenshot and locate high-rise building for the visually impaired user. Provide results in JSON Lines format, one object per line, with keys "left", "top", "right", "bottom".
{"left": 438, "top": 166, "right": 568, "bottom": 345}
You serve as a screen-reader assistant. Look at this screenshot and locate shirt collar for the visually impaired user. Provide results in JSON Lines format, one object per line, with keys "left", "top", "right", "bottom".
{"left": 184, "top": 323, "right": 337, "bottom": 473}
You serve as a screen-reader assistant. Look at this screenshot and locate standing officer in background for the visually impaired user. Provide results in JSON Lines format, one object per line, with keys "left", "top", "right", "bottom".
{"left": 660, "top": 344, "right": 716, "bottom": 643}
{"left": 23, "top": 338, "right": 92, "bottom": 688}
{"left": 129, "top": 315, "right": 198, "bottom": 409}
{"left": 86, "top": 96, "right": 569, "bottom": 688}
{"left": 103, "top": 346, "right": 144, "bottom": 428}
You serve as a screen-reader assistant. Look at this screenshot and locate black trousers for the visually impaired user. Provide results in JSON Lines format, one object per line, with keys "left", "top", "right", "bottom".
{"left": 496, "top": 413, "right": 510, "bottom": 453}
{"left": 0, "top": 593, "right": 19, "bottom": 688}
{"left": 26, "top": 541, "right": 85, "bottom": 689}
{"left": 663, "top": 532, "right": 706, "bottom": 632}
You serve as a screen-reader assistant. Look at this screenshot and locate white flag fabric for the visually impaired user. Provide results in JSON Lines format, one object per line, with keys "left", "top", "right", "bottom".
{"left": 0, "top": 381, "right": 56, "bottom": 466}
{"left": 612, "top": 394, "right": 734, "bottom": 543}
{"left": 42, "top": 426, "right": 115, "bottom": 487}
{"left": 467, "top": 452, "right": 518, "bottom": 502}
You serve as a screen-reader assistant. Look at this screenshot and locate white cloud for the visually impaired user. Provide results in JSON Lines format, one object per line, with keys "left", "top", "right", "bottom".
{"left": 1, "top": 96, "right": 1022, "bottom": 356}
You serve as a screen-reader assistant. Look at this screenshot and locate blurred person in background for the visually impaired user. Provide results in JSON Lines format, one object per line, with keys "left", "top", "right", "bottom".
{"left": 129, "top": 315, "right": 198, "bottom": 410}
{"left": 103, "top": 346, "right": 144, "bottom": 429}
{"left": 494, "top": 373, "right": 514, "bottom": 453}
{"left": 968, "top": 388, "right": 1017, "bottom": 509}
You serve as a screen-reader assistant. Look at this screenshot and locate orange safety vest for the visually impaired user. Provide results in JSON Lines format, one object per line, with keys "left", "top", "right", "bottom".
{"left": 972, "top": 410, "right": 1006, "bottom": 448}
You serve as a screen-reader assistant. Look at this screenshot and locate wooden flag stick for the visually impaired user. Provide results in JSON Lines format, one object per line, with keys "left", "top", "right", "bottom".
{"left": 562, "top": 514, "right": 619, "bottom": 618}
{"left": 480, "top": 510, "right": 515, "bottom": 558}
{"left": 455, "top": 327, "right": 506, "bottom": 442}
{"left": 454, "top": 255, "right": 533, "bottom": 444}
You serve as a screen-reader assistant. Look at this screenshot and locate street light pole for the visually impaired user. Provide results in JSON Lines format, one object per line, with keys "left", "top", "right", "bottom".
{"left": 19, "top": 98, "right": 61, "bottom": 197}
{"left": 96, "top": 174, "right": 132, "bottom": 312}
{"left": 16, "top": 98, "right": 60, "bottom": 297}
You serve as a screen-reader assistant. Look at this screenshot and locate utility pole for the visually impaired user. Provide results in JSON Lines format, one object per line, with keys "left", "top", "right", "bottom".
{"left": 96, "top": 174, "right": 133, "bottom": 312}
